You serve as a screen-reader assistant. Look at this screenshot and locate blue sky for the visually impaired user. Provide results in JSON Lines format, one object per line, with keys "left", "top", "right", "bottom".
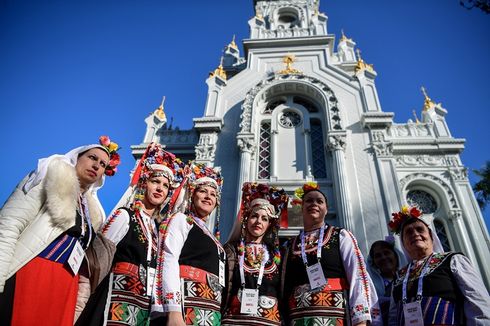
{"left": 1, "top": 0, "right": 489, "bottom": 230}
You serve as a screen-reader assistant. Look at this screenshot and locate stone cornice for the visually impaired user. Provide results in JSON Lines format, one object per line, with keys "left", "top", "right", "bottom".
{"left": 193, "top": 117, "right": 224, "bottom": 132}
{"left": 361, "top": 112, "right": 394, "bottom": 129}
{"left": 391, "top": 138, "right": 466, "bottom": 154}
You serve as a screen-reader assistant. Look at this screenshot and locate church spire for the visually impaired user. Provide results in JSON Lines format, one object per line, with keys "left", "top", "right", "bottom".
{"left": 209, "top": 56, "right": 227, "bottom": 80}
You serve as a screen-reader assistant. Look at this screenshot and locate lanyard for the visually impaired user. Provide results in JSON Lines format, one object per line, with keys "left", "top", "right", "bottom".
{"left": 192, "top": 215, "right": 225, "bottom": 261}
{"left": 140, "top": 211, "right": 155, "bottom": 263}
{"left": 300, "top": 224, "right": 325, "bottom": 266}
{"left": 402, "top": 254, "right": 433, "bottom": 303}
{"left": 78, "top": 195, "right": 92, "bottom": 250}
{"left": 239, "top": 243, "right": 269, "bottom": 289}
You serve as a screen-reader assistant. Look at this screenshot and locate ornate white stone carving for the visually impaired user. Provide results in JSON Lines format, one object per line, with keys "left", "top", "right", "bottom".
{"left": 394, "top": 155, "right": 462, "bottom": 168}
{"left": 237, "top": 135, "right": 256, "bottom": 154}
{"left": 240, "top": 74, "right": 342, "bottom": 133}
{"left": 445, "top": 167, "right": 468, "bottom": 181}
{"left": 448, "top": 210, "right": 463, "bottom": 221}
{"left": 195, "top": 134, "right": 217, "bottom": 161}
{"left": 371, "top": 131, "right": 393, "bottom": 156}
{"left": 327, "top": 133, "right": 346, "bottom": 152}
{"left": 399, "top": 173, "right": 459, "bottom": 209}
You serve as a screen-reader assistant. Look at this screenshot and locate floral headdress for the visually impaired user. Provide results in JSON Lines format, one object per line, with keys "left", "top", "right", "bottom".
{"left": 130, "top": 143, "right": 185, "bottom": 217}
{"left": 99, "top": 135, "right": 121, "bottom": 176}
{"left": 388, "top": 205, "right": 423, "bottom": 235}
{"left": 184, "top": 162, "right": 224, "bottom": 239}
{"left": 291, "top": 181, "right": 321, "bottom": 206}
{"left": 238, "top": 182, "right": 289, "bottom": 264}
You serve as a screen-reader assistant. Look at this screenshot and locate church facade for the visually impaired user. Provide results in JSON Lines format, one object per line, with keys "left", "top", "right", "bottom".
{"left": 126, "top": 0, "right": 490, "bottom": 287}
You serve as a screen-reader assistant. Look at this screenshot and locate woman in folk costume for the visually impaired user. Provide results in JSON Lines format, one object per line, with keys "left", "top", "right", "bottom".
{"left": 366, "top": 236, "right": 406, "bottom": 326}
{"left": 77, "top": 143, "right": 185, "bottom": 325}
{"left": 0, "top": 135, "right": 120, "bottom": 325}
{"left": 388, "top": 206, "right": 490, "bottom": 326}
{"left": 282, "top": 182, "right": 381, "bottom": 326}
{"left": 221, "top": 182, "right": 289, "bottom": 326}
{"left": 151, "top": 162, "right": 225, "bottom": 326}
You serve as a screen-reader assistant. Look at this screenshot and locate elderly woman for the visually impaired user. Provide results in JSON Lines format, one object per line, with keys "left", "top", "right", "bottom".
{"left": 77, "top": 143, "right": 184, "bottom": 325}
{"left": 0, "top": 136, "right": 120, "bottom": 325}
{"left": 388, "top": 206, "right": 490, "bottom": 325}
{"left": 367, "top": 238, "right": 405, "bottom": 326}
{"left": 282, "top": 182, "right": 380, "bottom": 326}
{"left": 221, "top": 182, "right": 289, "bottom": 326}
{"left": 151, "top": 163, "right": 224, "bottom": 326}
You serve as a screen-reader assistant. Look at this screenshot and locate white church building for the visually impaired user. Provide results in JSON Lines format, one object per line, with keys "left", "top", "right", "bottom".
{"left": 123, "top": 0, "right": 490, "bottom": 288}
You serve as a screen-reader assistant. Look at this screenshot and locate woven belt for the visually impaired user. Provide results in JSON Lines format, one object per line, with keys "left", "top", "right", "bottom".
{"left": 113, "top": 262, "right": 139, "bottom": 276}
{"left": 180, "top": 265, "right": 213, "bottom": 284}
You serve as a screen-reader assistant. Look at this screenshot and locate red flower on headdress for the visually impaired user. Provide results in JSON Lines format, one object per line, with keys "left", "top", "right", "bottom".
{"left": 388, "top": 205, "right": 423, "bottom": 234}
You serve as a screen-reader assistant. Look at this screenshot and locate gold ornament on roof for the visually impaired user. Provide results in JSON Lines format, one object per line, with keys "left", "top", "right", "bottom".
{"left": 255, "top": 10, "right": 264, "bottom": 20}
{"left": 209, "top": 56, "right": 227, "bottom": 80}
{"left": 279, "top": 54, "right": 302, "bottom": 75}
{"left": 229, "top": 35, "right": 238, "bottom": 50}
{"left": 355, "top": 49, "right": 374, "bottom": 73}
{"left": 340, "top": 29, "right": 353, "bottom": 43}
{"left": 155, "top": 96, "right": 166, "bottom": 120}
{"left": 421, "top": 86, "right": 436, "bottom": 111}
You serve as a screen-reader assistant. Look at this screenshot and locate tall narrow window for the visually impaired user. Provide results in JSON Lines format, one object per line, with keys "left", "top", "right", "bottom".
{"left": 310, "top": 119, "right": 326, "bottom": 178}
{"left": 258, "top": 121, "right": 271, "bottom": 179}
{"left": 434, "top": 220, "right": 451, "bottom": 251}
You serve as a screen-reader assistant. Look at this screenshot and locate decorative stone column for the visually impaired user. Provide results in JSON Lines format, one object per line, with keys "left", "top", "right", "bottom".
{"left": 326, "top": 130, "right": 354, "bottom": 231}
{"left": 448, "top": 210, "right": 477, "bottom": 264}
{"left": 236, "top": 133, "right": 256, "bottom": 212}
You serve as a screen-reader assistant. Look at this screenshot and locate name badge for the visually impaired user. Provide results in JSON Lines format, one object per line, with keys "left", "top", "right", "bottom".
{"left": 219, "top": 260, "right": 226, "bottom": 287}
{"left": 146, "top": 267, "right": 156, "bottom": 296}
{"left": 403, "top": 301, "right": 424, "bottom": 326}
{"left": 240, "top": 288, "right": 259, "bottom": 314}
{"left": 306, "top": 262, "right": 327, "bottom": 289}
{"left": 67, "top": 241, "right": 85, "bottom": 275}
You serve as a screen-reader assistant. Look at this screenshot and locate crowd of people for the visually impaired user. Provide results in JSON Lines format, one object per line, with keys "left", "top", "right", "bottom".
{"left": 0, "top": 138, "right": 489, "bottom": 325}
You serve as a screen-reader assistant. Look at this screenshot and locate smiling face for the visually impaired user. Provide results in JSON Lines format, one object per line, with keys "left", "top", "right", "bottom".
{"left": 76, "top": 147, "right": 109, "bottom": 191}
{"left": 401, "top": 219, "right": 434, "bottom": 260}
{"left": 142, "top": 175, "right": 170, "bottom": 211}
{"left": 245, "top": 209, "right": 272, "bottom": 243}
{"left": 192, "top": 185, "right": 218, "bottom": 219}
{"left": 302, "top": 190, "right": 327, "bottom": 231}
{"left": 371, "top": 242, "right": 398, "bottom": 278}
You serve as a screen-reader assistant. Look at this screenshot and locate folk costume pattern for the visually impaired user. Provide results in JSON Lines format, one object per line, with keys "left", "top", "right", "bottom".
{"left": 392, "top": 252, "right": 463, "bottom": 326}
{"left": 221, "top": 243, "right": 281, "bottom": 326}
{"left": 152, "top": 212, "right": 224, "bottom": 326}
{"left": 284, "top": 225, "right": 378, "bottom": 325}
{"left": 101, "top": 208, "right": 158, "bottom": 325}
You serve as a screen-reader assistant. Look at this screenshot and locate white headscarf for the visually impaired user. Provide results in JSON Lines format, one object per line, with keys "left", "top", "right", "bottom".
{"left": 399, "top": 214, "right": 445, "bottom": 262}
{"left": 22, "top": 144, "right": 109, "bottom": 219}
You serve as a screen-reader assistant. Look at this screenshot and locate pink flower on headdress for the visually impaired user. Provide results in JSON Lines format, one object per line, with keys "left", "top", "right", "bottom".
{"left": 99, "top": 135, "right": 111, "bottom": 147}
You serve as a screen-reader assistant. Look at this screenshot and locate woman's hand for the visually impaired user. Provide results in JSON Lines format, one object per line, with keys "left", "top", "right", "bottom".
{"left": 354, "top": 322, "right": 367, "bottom": 326}
{"left": 166, "top": 311, "right": 186, "bottom": 326}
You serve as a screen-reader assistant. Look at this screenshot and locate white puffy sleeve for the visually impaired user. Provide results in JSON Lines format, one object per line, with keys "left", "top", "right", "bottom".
{"left": 450, "top": 254, "right": 490, "bottom": 325}
{"left": 151, "top": 212, "right": 192, "bottom": 315}
{"left": 340, "top": 229, "right": 382, "bottom": 325}
{"left": 101, "top": 208, "right": 130, "bottom": 246}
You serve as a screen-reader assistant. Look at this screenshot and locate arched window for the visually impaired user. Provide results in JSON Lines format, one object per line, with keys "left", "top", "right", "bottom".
{"left": 258, "top": 121, "right": 271, "bottom": 179}
{"left": 434, "top": 219, "right": 451, "bottom": 251}
{"left": 406, "top": 190, "right": 437, "bottom": 214}
{"left": 310, "top": 119, "right": 326, "bottom": 178}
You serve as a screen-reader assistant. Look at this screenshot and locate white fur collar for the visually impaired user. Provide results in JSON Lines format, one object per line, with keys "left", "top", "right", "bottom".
{"left": 44, "top": 158, "right": 104, "bottom": 231}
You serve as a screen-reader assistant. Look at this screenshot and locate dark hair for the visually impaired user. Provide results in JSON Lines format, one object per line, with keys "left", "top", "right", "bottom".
{"left": 303, "top": 189, "right": 328, "bottom": 207}
{"left": 369, "top": 240, "right": 399, "bottom": 269}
